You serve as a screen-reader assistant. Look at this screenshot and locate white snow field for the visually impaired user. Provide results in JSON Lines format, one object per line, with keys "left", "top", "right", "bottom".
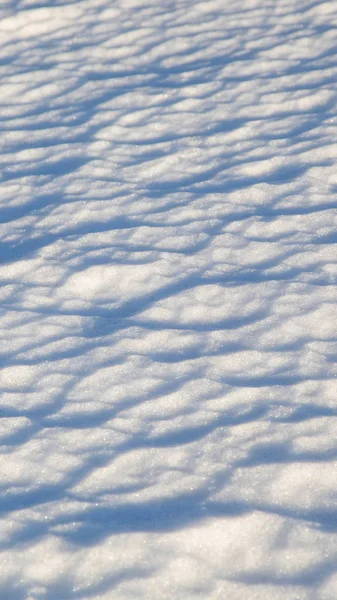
{"left": 2, "top": 0, "right": 337, "bottom": 598}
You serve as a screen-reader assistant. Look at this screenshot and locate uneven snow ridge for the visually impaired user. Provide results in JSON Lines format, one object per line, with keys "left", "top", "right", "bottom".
{"left": 1, "top": 0, "right": 337, "bottom": 598}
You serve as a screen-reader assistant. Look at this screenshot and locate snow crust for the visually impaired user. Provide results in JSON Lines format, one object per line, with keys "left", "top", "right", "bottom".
{"left": 1, "top": 0, "right": 337, "bottom": 598}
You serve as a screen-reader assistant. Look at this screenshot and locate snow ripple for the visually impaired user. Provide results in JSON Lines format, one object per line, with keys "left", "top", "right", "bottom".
{"left": 1, "top": 0, "right": 337, "bottom": 598}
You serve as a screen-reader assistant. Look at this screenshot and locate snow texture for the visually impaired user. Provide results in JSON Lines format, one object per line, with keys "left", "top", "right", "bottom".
{"left": 1, "top": 0, "right": 337, "bottom": 598}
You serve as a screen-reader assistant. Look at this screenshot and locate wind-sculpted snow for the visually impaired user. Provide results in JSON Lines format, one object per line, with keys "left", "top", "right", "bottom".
{"left": 1, "top": 0, "right": 337, "bottom": 598}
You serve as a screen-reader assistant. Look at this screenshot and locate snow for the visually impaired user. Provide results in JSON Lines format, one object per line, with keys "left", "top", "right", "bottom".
{"left": 1, "top": 0, "right": 337, "bottom": 598}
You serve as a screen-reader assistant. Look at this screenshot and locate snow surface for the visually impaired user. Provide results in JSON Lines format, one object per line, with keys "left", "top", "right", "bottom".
{"left": 1, "top": 0, "right": 337, "bottom": 598}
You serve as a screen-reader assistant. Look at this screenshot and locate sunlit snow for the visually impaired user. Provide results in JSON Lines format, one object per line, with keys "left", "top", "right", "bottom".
{"left": 1, "top": 0, "right": 337, "bottom": 598}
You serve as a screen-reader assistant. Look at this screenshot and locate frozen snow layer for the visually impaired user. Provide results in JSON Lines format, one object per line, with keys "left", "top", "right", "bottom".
{"left": 1, "top": 0, "right": 337, "bottom": 598}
